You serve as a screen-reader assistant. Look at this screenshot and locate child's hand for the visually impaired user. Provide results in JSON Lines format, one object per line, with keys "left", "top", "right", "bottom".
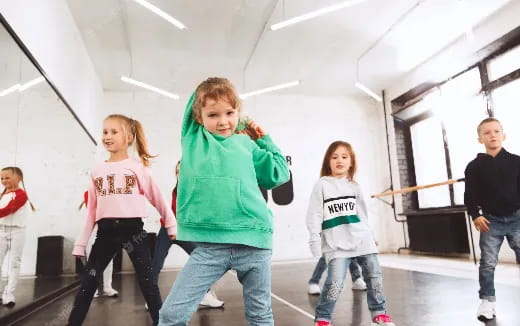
{"left": 169, "top": 234, "right": 176, "bottom": 240}
{"left": 74, "top": 255, "right": 87, "bottom": 266}
{"left": 474, "top": 216, "right": 490, "bottom": 232}
{"left": 239, "top": 119, "right": 266, "bottom": 140}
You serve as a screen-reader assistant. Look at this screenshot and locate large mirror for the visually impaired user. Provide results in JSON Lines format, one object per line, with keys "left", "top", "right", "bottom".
{"left": 0, "top": 19, "right": 95, "bottom": 322}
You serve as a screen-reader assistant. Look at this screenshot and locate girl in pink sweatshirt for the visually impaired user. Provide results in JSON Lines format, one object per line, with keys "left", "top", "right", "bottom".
{"left": 67, "top": 114, "right": 176, "bottom": 326}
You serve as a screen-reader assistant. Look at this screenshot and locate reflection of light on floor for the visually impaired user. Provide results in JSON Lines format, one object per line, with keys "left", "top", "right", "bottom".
{"left": 379, "top": 254, "right": 520, "bottom": 287}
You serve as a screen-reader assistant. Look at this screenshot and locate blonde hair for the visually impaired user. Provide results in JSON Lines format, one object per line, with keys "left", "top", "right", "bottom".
{"left": 477, "top": 117, "right": 502, "bottom": 135}
{"left": 320, "top": 141, "right": 357, "bottom": 181}
{"left": 193, "top": 77, "right": 241, "bottom": 123}
{"left": 105, "top": 114, "right": 156, "bottom": 166}
{"left": 1, "top": 166, "right": 36, "bottom": 211}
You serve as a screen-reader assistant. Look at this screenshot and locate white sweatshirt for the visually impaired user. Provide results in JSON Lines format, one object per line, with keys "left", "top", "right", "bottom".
{"left": 306, "top": 176, "right": 377, "bottom": 262}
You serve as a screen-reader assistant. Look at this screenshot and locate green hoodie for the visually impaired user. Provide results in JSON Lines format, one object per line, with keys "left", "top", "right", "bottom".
{"left": 176, "top": 93, "right": 290, "bottom": 249}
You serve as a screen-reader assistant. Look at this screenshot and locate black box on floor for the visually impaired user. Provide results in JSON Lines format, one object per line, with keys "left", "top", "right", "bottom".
{"left": 36, "top": 236, "right": 64, "bottom": 276}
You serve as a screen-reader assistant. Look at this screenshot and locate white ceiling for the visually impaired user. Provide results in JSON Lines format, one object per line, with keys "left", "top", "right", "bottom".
{"left": 65, "top": 0, "right": 514, "bottom": 98}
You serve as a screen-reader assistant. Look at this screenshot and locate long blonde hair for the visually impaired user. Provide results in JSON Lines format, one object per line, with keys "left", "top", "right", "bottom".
{"left": 105, "top": 114, "right": 156, "bottom": 166}
{"left": 1, "top": 166, "right": 36, "bottom": 211}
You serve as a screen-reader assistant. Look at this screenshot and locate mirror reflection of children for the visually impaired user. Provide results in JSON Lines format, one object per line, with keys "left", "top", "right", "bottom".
{"left": 79, "top": 191, "right": 118, "bottom": 298}
{"left": 151, "top": 161, "right": 224, "bottom": 309}
{"left": 0, "top": 166, "right": 35, "bottom": 307}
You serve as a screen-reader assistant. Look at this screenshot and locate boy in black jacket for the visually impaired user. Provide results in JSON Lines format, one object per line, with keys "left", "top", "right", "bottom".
{"left": 464, "top": 118, "right": 520, "bottom": 322}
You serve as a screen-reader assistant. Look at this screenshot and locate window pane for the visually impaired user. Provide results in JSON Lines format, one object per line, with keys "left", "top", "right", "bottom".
{"left": 440, "top": 68, "right": 488, "bottom": 205}
{"left": 410, "top": 116, "right": 451, "bottom": 208}
{"left": 487, "top": 44, "right": 520, "bottom": 81}
{"left": 493, "top": 78, "right": 520, "bottom": 155}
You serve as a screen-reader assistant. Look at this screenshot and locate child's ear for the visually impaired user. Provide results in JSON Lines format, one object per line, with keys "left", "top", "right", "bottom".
{"left": 477, "top": 135, "right": 483, "bottom": 144}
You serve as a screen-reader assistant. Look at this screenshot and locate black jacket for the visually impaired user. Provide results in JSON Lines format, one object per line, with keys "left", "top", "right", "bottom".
{"left": 464, "top": 148, "right": 520, "bottom": 219}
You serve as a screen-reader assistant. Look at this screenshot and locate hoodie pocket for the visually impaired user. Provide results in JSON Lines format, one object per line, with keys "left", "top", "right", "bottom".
{"left": 178, "top": 177, "right": 258, "bottom": 229}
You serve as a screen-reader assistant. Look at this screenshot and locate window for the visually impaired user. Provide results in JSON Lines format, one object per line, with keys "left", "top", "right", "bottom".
{"left": 492, "top": 78, "right": 520, "bottom": 154}
{"left": 410, "top": 115, "right": 451, "bottom": 208}
{"left": 487, "top": 44, "right": 520, "bottom": 80}
{"left": 439, "top": 68, "right": 488, "bottom": 204}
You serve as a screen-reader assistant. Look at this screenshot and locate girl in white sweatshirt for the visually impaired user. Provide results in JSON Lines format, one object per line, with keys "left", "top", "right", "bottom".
{"left": 306, "top": 141, "right": 395, "bottom": 326}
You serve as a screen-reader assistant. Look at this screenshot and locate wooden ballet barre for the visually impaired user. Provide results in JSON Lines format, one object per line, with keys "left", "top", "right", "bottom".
{"left": 371, "top": 178, "right": 465, "bottom": 198}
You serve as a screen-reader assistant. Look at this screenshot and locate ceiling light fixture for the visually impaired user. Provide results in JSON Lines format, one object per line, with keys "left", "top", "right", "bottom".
{"left": 354, "top": 1, "right": 425, "bottom": 102}
{"left": 121, "top": 76, "right": 179, "bottom": 100}
{"left": 19, "top": 76, "right": 45, "bottom": 91}
{"left": 354, "top": 82, "right": 382, "bottom": 102}
{"left": 240, "top": 80, "right": 300, "bottom": 99}
{"left": 270, "top": 0, "right": 369, "bottom": 31}
{"left": 0, "top": 84, "right": 21, "bottom": 97}
{"left": 130, "top": 0, "right": 186, "bottom": 30}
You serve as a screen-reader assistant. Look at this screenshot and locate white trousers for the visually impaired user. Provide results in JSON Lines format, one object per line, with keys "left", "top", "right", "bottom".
{"left": 0, "top": 225, "right": 26, "bottom": 302}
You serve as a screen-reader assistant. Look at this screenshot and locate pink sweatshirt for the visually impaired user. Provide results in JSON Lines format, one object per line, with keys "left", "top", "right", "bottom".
{"left": 73, "top": 158, "right": 177, "bottom": 256}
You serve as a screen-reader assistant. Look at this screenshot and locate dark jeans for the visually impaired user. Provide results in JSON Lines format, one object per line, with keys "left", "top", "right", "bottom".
{"left": 309, "top": 256, "right": 361, "bottom": 284}
{"left": 152, "top": 226, "right": 196, "bottom": 285}
{"left": 68, "top": 218, "right": 161, "bottom": 325}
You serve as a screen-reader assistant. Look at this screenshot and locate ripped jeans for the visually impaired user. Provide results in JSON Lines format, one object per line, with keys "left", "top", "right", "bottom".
{"left": 315, "top": 254, "right": 386, "bottom": 322}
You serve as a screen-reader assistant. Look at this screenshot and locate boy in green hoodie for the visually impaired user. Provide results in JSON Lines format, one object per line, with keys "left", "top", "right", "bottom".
{"left": 158, "top": 77, "right": 290, "bottom": 326}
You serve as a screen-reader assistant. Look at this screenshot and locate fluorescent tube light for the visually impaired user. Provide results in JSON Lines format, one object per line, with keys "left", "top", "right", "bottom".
{"left": 240, "top": 80, "right": 300, "bottom": 99}
{"left": 355, "top": 82, "right": 382, "bottom": 102}
{"left": 121, "top": 76, "right": 179, "bottom": 100}
{"left": 19, "top": 76, "right": 45, "bottom": 91}
{"left": 130, "top": 0, "right": 186, "bottom": 30}
{"left": 0, "top": 84, "right": 20, "bottom": 97}
{"left": 270, "top": 0, "right": 368, "bottom": 31}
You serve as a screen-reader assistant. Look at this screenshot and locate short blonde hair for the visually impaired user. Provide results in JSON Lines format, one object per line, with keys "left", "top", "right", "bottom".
{"left": 193, "top": 77, "right": 241, "bottom": 123}
{"left": 477, "top": 117, "right": 502, "bottom": 135}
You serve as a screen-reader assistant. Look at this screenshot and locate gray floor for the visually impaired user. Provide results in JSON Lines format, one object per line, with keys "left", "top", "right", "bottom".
{"left": 13, "top": 261, "right": 520, "bottom": 325}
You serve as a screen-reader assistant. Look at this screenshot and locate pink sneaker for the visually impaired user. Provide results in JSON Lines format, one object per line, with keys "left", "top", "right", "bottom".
{"left": 315, "top": 321, "right": 331, "bottom": 326}
{"left": 372, "top": 314, "right": 395, "bottom": 326}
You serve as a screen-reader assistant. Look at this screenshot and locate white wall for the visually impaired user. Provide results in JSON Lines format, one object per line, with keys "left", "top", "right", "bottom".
{"left": 383, "top": 0, "right": 520, "bottom": 263}
{"left": 0, "top": 0, "right": 104, "bottom": 138}
{"left": 102, "top": 91, "right": 401, "bottom": 270}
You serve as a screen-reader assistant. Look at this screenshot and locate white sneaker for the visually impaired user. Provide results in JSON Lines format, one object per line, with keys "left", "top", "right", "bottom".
{"left": 94, "top": 288, "right": 119, "bottom": 298}
{"left": 103, "top": 288, "right": 119, "bottom": 297}
{"left": 1, "top": 293, "right": 15, "bottom": 307}
{"left": 308, "top": 283, "right": 321, "bottom": 295}
{"left": 199, "top": 290, "right": 224, "bottom": 308}
{"left": 144, "top": 303, "right": 148, "bottom": 310}
{"left": 477, "top": 299, "right": 495, "bottom": 321}
{"left": 352, "top": 278, "right": 367, "bottom": 291}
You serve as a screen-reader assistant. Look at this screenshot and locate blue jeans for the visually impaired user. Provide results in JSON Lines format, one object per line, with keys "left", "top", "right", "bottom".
{"left": 315, "top": 254, "right": 386, "bottom": 322}
{"left": 152, "top": 226, "right": 197, "bottom": 285}
{"left": 309, "top": 256, "right": 361, "bottom": 284}
{"left": 479, "top": 212, "right": 520, "bottom": 301}
{"left": 159, "top": 243, "right": 273, "bottom": 326}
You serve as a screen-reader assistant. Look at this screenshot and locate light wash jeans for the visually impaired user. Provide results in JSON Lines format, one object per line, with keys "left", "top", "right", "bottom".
{"left": 159, "top": 243, "right": 273, "bottom": 326}
{"left": 151, "top": 226, "right": 196, "bottom": 285}
{"left": 479, "top": 211, "right": 520, "bottom": 301}
{"left": 309, "top": 256, "right": 362, "bottom": 284}
{"left": 315, "top": 254, "right": 387, "bottom": 322}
